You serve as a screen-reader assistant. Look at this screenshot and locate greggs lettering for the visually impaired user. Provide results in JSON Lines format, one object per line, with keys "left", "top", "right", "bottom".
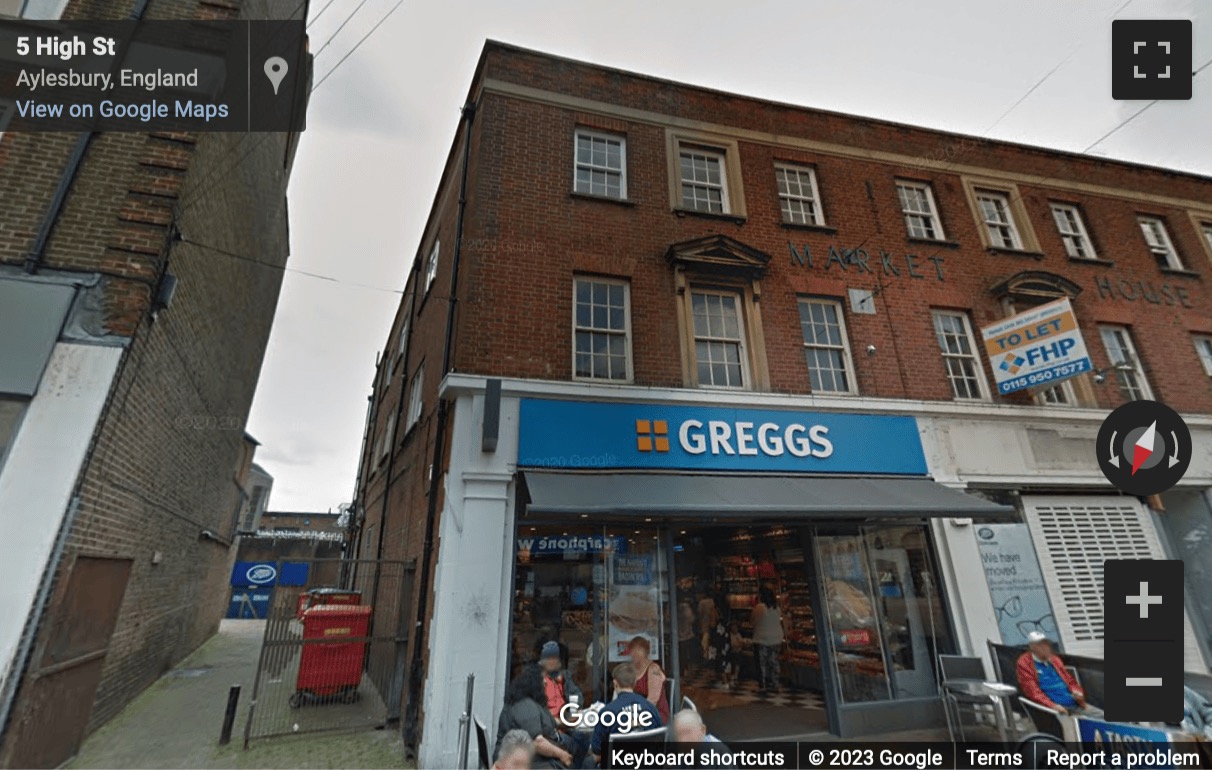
{"left": 678, "top": 419, "right": 833, "bottom": 458}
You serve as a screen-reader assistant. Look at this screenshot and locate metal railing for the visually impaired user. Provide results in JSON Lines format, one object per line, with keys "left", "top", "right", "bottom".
{"left": 241, "top": 558, "right": 414, "bottom": 746}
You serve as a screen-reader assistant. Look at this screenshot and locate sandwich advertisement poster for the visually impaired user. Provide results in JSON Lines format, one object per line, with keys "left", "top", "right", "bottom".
{"left": 608, "top": 553, "right": 660, "bottom": 662}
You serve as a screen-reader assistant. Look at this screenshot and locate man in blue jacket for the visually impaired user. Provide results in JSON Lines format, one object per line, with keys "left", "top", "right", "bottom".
{"left": 588, "top": 662, "right": 662, "bottom": 767}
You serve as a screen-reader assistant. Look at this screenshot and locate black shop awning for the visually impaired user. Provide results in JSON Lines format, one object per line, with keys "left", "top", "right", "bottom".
{"left": 521, "top": 472, "right": 1011, "bottom": 519}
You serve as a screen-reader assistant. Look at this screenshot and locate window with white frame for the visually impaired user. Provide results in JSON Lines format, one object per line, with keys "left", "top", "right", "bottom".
{"left": 397, "top": 294, "right": 413, "bottom": 363}
{"left": 931, "top": 310, "right": 988, "bottom": 400}
{"left": 775, "top": 164, "right": 824, "bottom": 226}
{"left": 405, "top": 364, "right": 425, "bottom": 430}
{"left": 896, "top": 181, "right": 944, "bottom": 240}
{"left": 679, "top": 147, "right": 729, "bottom": 214}
{"left": 1051, "top": 203, "right": 1096, "bottom": 259}
{"left": 376, "top": 404, "right": 397, "bottom": 462}
{"left": 1036, "top": 381, "right": 1076, "bottom": 406}
{"left": 1138, "top": 217, "right": 1183, "bottom": 271}
{"left": 573, "top": 130, "right": 626, "bottom": 199}
{"left": 976, "top": 190, "right": 1022, "bottom": 249}
{"left": 798, "top": 298, "right": 855, "bottom": 394}
{"left": 691, "top": 290, "right": 746, "bottom": 388}
{"left": 1099, "top": 325, "right": 1151, "bottom": 401}
{"left": 1194, "top": 335, "right": 1212, "bottom": 376}
{"left": 1201, "top": 223, "right": 1212, "bottom": 257}
{"left": 424, "top": 240, "right": 439, "bottom": 294}
{"left": 377, "top": 353, "right": 391, "bottom": 397}
{"left": 573, "top": 277, "right": 631, "bottom": 381}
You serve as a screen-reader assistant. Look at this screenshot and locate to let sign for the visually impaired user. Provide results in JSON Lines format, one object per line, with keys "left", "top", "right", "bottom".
{"left": 981, "top": 298, "right": 1092, "bottom": 395}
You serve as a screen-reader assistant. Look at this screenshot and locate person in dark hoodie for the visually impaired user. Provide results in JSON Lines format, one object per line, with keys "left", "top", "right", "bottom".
{"left": 496, "top": 664, "right": 575, "bottom": 769}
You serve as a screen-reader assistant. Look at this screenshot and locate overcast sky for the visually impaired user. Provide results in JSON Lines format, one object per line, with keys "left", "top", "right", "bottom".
{"left": 245, "top": 0, "right": 1212, "bottom": 511}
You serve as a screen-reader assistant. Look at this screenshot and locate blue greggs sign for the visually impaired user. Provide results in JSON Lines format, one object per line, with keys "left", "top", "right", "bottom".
{"left": 517, "top": 399, "right": 927, "bottom": 475}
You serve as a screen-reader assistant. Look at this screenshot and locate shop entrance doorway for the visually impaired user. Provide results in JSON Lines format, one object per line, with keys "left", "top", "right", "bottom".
{"left": 674, "top": 525, "right": 829, "bottom": 739}
{"left": 674, "top": 524, "right": 954, "bottom": 740}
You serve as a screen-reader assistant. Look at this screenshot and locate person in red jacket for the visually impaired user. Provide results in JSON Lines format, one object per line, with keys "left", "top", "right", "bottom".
{"left": 1016, "top": 631, "right": 1088, "bottom": 713}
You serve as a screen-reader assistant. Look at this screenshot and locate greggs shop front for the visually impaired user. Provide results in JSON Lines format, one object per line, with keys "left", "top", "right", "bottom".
{"left": 507, "top": 397, "right": 1010, "bottom": 739}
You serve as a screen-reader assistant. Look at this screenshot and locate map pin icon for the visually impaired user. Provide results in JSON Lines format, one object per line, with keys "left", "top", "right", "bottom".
{"left": 264, "top": 56, "right": 288, "bottom": 95}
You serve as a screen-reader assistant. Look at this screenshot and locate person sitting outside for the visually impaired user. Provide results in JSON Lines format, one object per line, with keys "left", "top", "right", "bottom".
{"left": 1016, "top": 631, "right": 1089, "bottom": 714}
{"left": 496, "top": 664, "right": 575, "bottom": 768}
{"left": 539, "top": 641, "right": 584, "bottom": 722}
{"left": 627, "top": 636, "right": 670, "bottom": 724}
{"left": 671, "top": 709, "right": 733, "bottom": 768}
{"left": 539, "top": 641, "right": 588, "bottom": 765}
{"left": 589, "top": 663, "right": 662, "bottom": 768}
{"left": 494, "top": 729, "right": 536, "bottom": 770}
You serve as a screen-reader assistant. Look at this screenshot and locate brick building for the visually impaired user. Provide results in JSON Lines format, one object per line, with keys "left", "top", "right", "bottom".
{"left": 352, "top": 42, "right": 1212, "bottom": 762}
{"left": 259, "top": 510, "right": 344, "bottom": 534}
{"left": 0, "top": 0, "right": 310, "bottom": 765}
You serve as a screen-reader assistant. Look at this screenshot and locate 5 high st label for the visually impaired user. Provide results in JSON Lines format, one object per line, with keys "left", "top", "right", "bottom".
{"left": 0, "top": 19, "right": 308, "bottom": 132}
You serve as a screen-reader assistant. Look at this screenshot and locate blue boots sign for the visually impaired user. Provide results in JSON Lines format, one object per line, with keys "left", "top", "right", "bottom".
{"left": 227, "top": 561, "right": 310, "bottom": 619}
{"left": 230, "top": 561, "right": 309, "bottom": 587}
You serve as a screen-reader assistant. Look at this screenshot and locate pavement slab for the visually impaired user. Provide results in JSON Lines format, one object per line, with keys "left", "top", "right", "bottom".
{"left": 67, "top": 619, "right": 412, "bottom": 769}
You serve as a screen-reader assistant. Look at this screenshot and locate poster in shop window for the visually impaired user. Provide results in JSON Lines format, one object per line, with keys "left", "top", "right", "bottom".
{"left": 976, "top": 523, "right": 1060, "bottom": 648}
{"left": 607, "top": 553, "right": 660, "bottom": 662}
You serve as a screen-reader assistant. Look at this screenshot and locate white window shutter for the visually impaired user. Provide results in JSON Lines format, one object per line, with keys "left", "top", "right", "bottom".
{"left": 1023, "top": 495, "right": 1206, "bottom": 672}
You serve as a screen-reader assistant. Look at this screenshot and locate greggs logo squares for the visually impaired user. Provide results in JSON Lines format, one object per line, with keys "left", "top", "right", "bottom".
{"left": 635, "top": 420, "right": 670, "bottom": 452}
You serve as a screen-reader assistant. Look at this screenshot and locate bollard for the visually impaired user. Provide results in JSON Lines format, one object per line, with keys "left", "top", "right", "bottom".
{"left": 219, "top": 684, "right": 241, "bottom": 745}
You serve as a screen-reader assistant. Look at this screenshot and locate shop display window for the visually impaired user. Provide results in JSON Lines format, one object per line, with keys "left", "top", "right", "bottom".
{"left": 510, "top": 525, "right": 670, "bottom": 705}
{"left": 816, "top": 526, "right": 953, "bottom": 703}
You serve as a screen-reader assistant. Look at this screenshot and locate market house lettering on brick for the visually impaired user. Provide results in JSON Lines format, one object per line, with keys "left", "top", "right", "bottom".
{"left": 1094, "top": 275, "right": 1195, "bottom": 307}
{"left": 788, "top": 241, "right": 946, "bottom": 281}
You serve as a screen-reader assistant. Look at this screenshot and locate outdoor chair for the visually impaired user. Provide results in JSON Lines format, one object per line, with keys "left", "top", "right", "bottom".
{"left": 1018, "top": 696, "right": 1066, "bottom": 740}
{"left": 939, "top": 654, "right": 996, "bottom": 741}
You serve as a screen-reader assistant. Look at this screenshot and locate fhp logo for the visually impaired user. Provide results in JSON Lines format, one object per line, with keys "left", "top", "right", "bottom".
{"left": 635, "top": 420, "right": 670, "bottom": 452}
{"left": 1000, "top": 353, "right": 1025, "bottom": 375}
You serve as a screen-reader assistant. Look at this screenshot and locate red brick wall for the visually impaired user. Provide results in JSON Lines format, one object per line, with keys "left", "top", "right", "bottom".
{"left": 439, "top": 44, "right": 1212, "bottom": 413}
{"left": 353, "top": 108, "right": 468, "bottom": 730}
